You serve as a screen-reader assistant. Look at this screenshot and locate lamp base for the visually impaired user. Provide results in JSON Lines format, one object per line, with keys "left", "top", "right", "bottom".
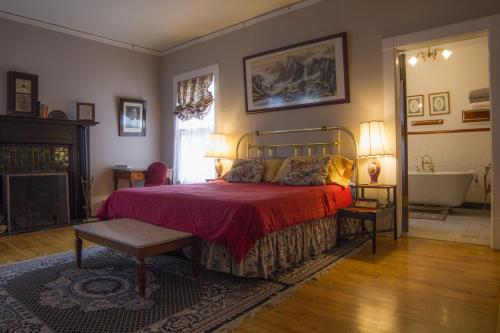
{"left": 367, "top": 158, "right": 381, "bottom": 183}
{"left": 214, "top": 158, "right": 223, "bottom": 178}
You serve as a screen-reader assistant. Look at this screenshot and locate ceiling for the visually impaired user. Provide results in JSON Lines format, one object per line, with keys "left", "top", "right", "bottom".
{"left": 0, "top": 0, "right": 303, "bottom": 54}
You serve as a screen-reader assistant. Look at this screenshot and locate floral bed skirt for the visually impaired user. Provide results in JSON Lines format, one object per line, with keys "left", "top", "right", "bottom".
{"left": 200, "top": 215, "right": 360, "bottom": 278}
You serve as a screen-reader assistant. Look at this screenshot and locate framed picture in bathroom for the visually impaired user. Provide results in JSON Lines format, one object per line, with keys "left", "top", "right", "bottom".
{"left": 429, "top": 92, "right": 450, "bottom": 116}
{"left": 406, "top": 95, "right": 424, "bottom": 117}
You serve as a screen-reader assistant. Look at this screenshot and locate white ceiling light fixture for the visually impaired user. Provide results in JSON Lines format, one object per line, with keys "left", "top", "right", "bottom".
{"left": 441, "top": 49, "right": 453, "bottom": 59}
{"left": 407, "top": 47, "right": 453, "bottom": 66}
{"left": 408, "top": 56, "right": 419, "bottom": 67}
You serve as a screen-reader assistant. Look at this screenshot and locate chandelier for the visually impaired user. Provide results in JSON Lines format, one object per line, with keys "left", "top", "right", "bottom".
{"left": 408, "top": 47, "right": 452, "bottom": 66}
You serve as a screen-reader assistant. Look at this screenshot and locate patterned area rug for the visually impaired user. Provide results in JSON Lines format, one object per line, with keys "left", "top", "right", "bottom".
{"left": 409, "top": 209, "right": 448, "bottom": 221}
{"left": 0, "top": 238, "right": 365, "bottom": 333}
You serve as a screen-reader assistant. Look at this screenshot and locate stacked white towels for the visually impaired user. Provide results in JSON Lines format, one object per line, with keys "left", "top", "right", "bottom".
{"left": 464, "top": 101, "right": 490, "bottom": 112}
{"left": 469, "top": 88, "right": 489, "bottom": 103}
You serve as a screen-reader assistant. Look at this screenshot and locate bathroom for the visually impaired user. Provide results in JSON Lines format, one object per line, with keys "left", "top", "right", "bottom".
{"left": 405, "top": 36, "right": 491, "bottom": 245}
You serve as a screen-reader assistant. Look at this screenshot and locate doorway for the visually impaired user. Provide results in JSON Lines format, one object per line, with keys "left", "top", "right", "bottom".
{"left": 398, "top": 34, "right": 491, "bottom": 245}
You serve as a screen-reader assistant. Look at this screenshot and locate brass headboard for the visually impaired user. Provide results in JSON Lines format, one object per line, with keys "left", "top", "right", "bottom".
{"left": 235, "top": 126, "right": 358, "bottom": 183}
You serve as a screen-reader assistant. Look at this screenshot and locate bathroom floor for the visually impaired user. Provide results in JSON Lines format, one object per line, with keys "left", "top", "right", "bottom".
{"left": 408, "top": 208, "right": 490, "bottom": 245}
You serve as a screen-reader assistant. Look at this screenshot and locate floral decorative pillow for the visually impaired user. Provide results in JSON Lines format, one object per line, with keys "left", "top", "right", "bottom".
{"left": 225, "top": 159, "right": 265, "bottom": 183}
{"left": 281, "top": 155, "right": 332, "bottom": 186}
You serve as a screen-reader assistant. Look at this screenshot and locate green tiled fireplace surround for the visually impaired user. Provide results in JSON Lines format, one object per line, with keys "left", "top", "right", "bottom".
{"left": 0, "top": 145, "right": 70, "bottom": 173}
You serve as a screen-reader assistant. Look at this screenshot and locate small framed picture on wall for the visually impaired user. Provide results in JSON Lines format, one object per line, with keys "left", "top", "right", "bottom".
{"left": 77, "top": 102, "right": 95, "bottom": 121}
{"left": 429, "top": 92, "right": 450, "bottom": 116}
{"left": 406, "top": 95, "right": 424, "bottom": 117}
{"left": 119, "top": 98, "right": 146, "bottom": 136}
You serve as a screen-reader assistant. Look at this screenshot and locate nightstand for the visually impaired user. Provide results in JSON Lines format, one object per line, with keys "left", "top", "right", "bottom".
{"left": 338, "top": 184, "right": 397, "bottom": 254}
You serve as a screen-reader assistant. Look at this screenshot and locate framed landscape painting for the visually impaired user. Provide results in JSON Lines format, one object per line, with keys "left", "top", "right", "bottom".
{"left": 243, "top": 32, "right": 349, "bottom": 113}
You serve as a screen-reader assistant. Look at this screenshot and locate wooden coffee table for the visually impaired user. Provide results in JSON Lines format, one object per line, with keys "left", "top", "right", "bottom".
{"left": 74, "top": 218, "right": 200, "bottom": 298}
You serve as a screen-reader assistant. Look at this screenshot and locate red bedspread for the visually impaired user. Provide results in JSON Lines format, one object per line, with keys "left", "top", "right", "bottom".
{"left": 97, "top": 181, "right": 352, "bottom": 262}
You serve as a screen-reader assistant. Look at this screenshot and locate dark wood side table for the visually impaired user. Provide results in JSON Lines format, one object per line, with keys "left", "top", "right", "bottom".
{"left": 113, "top": 168, "right": 173, "bottom": 190}
{"left": 113, "top": 168, "right": 147, "bottom": 190}
{"left": 338, "top": 184, "right": 397, "bottom": 254}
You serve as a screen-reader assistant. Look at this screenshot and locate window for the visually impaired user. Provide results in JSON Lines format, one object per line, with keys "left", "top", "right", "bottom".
{"left": 173, "top": 66, "right": 218, "bottom": 184}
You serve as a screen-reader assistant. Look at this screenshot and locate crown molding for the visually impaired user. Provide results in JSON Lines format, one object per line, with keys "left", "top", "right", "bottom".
{"left": 0, "top": 0, "right": 324, "bottom": 57}
{"left": 0, "top": 10, "right": 161, "bottom": 55}
{"left": 159, "top": 0, "right": 324, "bottom": 56}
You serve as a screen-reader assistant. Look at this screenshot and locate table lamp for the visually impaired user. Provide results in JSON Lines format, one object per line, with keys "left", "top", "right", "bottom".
{"left": 358, "top": 121, "right": 391, "bottom": 183}
{"left": 205, "top": 133, "right": 228, "bottom": 178}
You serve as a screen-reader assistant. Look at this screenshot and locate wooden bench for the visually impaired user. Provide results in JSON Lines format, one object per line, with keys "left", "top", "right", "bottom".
{"left": 74, "top": 218, "right": 200, "bottom": 298}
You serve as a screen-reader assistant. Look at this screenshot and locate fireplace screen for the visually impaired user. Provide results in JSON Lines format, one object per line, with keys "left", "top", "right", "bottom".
{"left": 5, "top": 173, "right": 70, "bottom": 233}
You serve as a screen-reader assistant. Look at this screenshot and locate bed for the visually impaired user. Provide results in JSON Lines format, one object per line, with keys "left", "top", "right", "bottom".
{"left": 98, "top": 126, "right": 360, "bottom": 278}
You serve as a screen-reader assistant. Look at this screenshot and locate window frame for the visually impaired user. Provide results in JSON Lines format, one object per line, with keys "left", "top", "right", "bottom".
{"left": 172, "top": 64, "right": 220, "bottom": 183}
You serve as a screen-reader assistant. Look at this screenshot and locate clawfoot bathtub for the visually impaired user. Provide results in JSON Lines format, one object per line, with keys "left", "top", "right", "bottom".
{"left": 409, "top": 171, "right": 474, "bottom": 207}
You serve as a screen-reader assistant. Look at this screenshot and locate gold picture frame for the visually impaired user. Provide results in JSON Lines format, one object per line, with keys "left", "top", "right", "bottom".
{"left": 429, "top": 92, "right": 450, "bottom": 116}
{"left": 406, "top": 95, "right": 424, "bottom": 117}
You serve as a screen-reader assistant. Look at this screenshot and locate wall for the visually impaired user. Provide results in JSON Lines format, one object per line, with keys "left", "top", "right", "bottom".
{"left": 160, "top": 0, "right": 500, "bottom": 179}
{"left": 0, "top": 18, "right": 162, "bottom": 208}
{"left": 406, "top": 38, "right": 490, "bottom": 132}
{"left": 406, "top": 38, "right": 491, "bottom": 203}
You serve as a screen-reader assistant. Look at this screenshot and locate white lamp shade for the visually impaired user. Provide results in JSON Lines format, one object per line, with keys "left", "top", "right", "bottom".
{"left": 358, "top": 121, "right": 391, "bottom": 157}
{"left": 205, "top": 133, "right": 228, "bottom": 158}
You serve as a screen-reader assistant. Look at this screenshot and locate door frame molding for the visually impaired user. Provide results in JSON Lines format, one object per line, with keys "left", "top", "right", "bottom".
{"left": 381, "top": 16, "right": 497, "bottom": 245}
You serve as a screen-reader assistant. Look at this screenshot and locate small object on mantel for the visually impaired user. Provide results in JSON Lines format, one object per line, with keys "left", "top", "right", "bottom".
{"left": 77, "top": 102, "right": 96, "bottom": 122}
{"left": 38, "top": 104, "right": 49, "bottom": 118}
{"left": 0, "top": 225, "right": 7, "bottom": 233}
{"left": 48, "top": 110, "right": 69, "bottom": 120}
{"left": 411, "top": 119, "right": 443, "bottom": 126}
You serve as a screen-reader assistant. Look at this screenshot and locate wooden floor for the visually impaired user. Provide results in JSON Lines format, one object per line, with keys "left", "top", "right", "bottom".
{"left": 0, "top": 227, "right": 95, "bottom": 265}
{"left": 1, "top": 228, "right": 499, "bottom": 332}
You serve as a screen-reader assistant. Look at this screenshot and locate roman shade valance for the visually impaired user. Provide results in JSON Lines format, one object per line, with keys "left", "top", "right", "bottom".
{"left": 175, "top": 73, "right": 214, "bottom": 121}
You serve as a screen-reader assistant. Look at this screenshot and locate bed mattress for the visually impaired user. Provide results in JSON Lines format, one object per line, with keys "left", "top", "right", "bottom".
{"left": 97, "top": 180, "right": 352, "bottom": 262}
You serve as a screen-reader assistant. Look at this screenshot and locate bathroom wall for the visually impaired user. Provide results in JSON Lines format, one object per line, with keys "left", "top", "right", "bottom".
{"left": 406, "top": 37, "right": 490, "bottom": 203}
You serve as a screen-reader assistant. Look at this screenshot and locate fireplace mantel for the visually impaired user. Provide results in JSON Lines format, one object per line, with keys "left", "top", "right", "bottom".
{"left": 0, "top": 115, "right": 99, "bottom": 127}
{"left": 0, "top": 115, "right": 98, "bottom": 228}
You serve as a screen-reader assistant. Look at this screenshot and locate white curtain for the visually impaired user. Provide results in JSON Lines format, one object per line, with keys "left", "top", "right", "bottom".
{"left": 175, "top": 127, "right": 214, "bottom": 183}
{"left": 174, "top": 79, "right": 215, "bottom": 184}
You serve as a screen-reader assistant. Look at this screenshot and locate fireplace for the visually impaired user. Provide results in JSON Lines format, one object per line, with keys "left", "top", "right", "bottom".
{"left": 5, "top": 173, "right": 70, "bottom": 232}
{"left": 0, "top": 116, "right": 97, "bottom": 233}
